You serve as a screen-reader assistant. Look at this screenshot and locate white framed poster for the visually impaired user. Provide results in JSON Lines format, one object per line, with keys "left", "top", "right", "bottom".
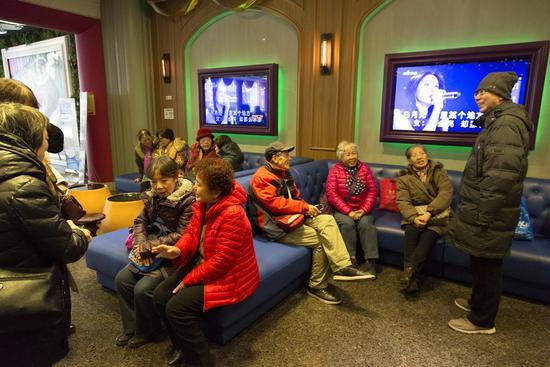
{"left": 1, "top": 36, "right": 72, "bottom": 117}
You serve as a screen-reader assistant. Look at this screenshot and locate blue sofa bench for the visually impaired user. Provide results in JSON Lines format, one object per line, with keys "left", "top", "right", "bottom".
{"left": 86, "top": 173, "right": 311, "bottom": 345}
{"left": 289, "top": 159, "right": 550, "bottom": 304}
{"left": 115, "top": 152, "right": 313, "bottom": 192}
{"left": 87, "top": 158, "right": 550, "bottom": 346}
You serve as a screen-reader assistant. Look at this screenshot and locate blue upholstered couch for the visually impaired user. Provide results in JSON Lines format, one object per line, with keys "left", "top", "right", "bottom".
{"left": 86, "top": 158, "right": 550, "bottom": 345}
{"left": 114, "top": 152, "right": 312, "bottom": 192}
{"left": 87, "top": 156, "right": 313, "bottom": 344}
{"left": 289, "top": 159, "right": 550, "bottom": 304}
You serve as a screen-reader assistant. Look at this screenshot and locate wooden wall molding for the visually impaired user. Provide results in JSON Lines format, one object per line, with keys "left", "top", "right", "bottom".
{"left": 151, "top": 0, "right": 384, "bottom": 157}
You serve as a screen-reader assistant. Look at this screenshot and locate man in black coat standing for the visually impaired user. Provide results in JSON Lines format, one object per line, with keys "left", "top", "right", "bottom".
{"left": 447, "top": 72, "right": 532, "bottom": 334}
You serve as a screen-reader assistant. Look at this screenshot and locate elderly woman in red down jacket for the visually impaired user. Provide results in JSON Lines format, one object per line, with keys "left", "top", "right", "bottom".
{"left": 326, "top": 141, "right": 379, "bottom": 276}
{"left": 152, "top": 158, "right": 259, "bottom": 367}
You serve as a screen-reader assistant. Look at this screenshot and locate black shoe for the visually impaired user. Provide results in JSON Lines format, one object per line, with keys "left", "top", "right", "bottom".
{"left": 350, "top": 257, "right": 359, "bottom": 268}
{"left": 115, "top": 332, "right": 134, "bottom": 347}
{"left": 365, "top": 260, "right": 378, "bottom": 278}
{"left": 405, "top": 276, "right": 419, "bottom": 293}
{"left": 69, "top": 323, "right": 76, "bottom": 335}
{"left": 306, "top": 287, "right": 342, "bottom": 305}
{"left": 166, "top": 348, "right": 183, "bottom": 366}
{"left": 333, "top": 266, "right": 375, "bottom": 281}
{"left": 128, "top": 335, "right": 152, "bottom": 349}
{"left": 399, "top": 266, "right": 414, "bottom": 289}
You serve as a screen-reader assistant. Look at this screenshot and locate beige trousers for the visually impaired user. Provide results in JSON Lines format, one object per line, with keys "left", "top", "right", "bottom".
{"left": 279, "top": 214, "right": 351, "bottom": 289}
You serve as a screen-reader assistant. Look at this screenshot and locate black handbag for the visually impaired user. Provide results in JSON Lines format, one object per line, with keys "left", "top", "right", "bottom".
{"left": 0, "top": 265, "right": 65, "bottom": 334}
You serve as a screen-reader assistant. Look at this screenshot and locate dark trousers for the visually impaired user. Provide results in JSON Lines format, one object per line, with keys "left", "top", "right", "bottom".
{"left": 468, "top": 255, "right": 503, "bottom": 328}
{"left": 403, "top": 224, "right": 439, "bottom": 272}
{"left": 153, "top": 266, "right": 213, "bottom": 367}
{"left": 115, "top": 267, "right": 163, "bottom": 338}
{"left": 334, "top": 211, "right": 379, "bottom": 259}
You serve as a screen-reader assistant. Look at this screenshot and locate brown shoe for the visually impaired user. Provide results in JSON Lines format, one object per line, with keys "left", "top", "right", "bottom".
{"left": 448, "top": 317, "right": 496, "bottom": 334}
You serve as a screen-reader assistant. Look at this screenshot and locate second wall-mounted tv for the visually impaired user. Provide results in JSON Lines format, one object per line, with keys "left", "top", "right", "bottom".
{"left": 198, "top": 63, "right": 278, "bottom": 136}
{"left": 380, "top": 41, "right": 549, "bottom": 148}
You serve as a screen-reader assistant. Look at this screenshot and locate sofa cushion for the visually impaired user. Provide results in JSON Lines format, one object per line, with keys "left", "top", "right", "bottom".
{"left": 522, "top": 179, "right": 550, "bottom": 238}
{"left": 85, "top": 225, "right": 311, "bottom": 344}
{"left": 115, "top": 172, "right": 141, "bottom": 193}
{"left": 290, "top": 160, "right": 330, "bottom": 204}
{"left": 206, "top": 235, "right": 311, "bottom": 329}
{"left": 85, "top": 228, "right": 130, "bottom": 290}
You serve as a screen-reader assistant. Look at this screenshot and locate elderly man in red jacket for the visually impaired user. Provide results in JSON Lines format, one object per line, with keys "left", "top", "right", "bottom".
{"left": 248, "top": 141, "right": 373, "bottom": 306}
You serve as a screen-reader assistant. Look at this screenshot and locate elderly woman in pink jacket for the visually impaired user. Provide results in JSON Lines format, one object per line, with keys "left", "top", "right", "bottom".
{"left": 326, "top": 141, "right": 379, "bottom": 276}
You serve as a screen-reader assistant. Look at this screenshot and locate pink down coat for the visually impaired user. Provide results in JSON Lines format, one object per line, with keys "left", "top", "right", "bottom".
{"left": 326, "top": 161, "right": 378, "bottom": 215}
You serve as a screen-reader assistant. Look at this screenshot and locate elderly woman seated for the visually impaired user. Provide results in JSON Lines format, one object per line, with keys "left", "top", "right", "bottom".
{"left": 326, "top": 141, "right": 379, "bottom": 276}
{"left": 395, "top": 144, "right": 453, "bottom": 293}
{"left": 152, "top": 158, "right": 259, "bottom": 367}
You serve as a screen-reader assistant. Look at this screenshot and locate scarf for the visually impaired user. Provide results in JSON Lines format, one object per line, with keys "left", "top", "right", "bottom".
{"left": 142, "top": 144, "right": 153, "bottom": 173}
{"left": 344, "top": 165, "right": 365, "bottom": 199}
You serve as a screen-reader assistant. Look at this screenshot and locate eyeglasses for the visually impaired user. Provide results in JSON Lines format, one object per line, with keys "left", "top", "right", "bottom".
{"left": 474, "top": 89, "right": 488, "bottom": 98}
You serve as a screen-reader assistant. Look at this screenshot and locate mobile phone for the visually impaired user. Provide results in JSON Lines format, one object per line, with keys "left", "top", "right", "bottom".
{"left": 315, "top": 204, "right": 324, "bottom": 210}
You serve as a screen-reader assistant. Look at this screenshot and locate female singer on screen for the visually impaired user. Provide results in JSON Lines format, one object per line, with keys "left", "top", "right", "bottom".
{"left": 393, "top": 71, "right": 452, "bottom": 132}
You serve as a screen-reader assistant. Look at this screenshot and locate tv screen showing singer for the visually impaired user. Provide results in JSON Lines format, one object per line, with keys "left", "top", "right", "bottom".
{"left": 198, "top": 64, "right": 278, "bottom": 136}
{"left": 392, "top": 60, "right": 530, "bottom": 133}
{"left": 203, "top": 75, "right": 268, "bottom": 127}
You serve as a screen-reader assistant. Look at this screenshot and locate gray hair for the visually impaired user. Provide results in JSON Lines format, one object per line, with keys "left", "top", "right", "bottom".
{"left": 0, "top": 102, "right": 48, "bottom": 151}
{"left": 336, "top": 141, "right": 359, "bottom": 160}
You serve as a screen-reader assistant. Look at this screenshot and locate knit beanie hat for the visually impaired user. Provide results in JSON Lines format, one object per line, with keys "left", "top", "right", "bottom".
{"left": 475, "top": 71, "right": 518, "bottom": 100}
{"left": 195, "top": 127, "right": 214, "bottom": 141}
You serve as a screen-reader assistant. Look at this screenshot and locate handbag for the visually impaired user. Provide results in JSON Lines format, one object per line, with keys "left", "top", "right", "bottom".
{"left": 414, "top": 205, "right": 451, "bottom": 226}
{"left": 128, "top": 221, "right": 168, "bottom": 272}
{"left": 0, "top": 265, "right": 65, "bottom": 334}
{"left": 60, "top": 194, "right": 87, "bottom": 221}
{"left": 379, "top": 178, "right": 399, "bottom": 212}
{"left": 272, "top": 213, "right": 305, "bottom": 232}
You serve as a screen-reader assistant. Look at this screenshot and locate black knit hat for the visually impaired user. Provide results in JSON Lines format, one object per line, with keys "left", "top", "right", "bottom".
{"left": 47, "top": 123, "right": 64, "bottom": 153}
{"left": 476, "top": 71, "right": 518, "bottom": 100}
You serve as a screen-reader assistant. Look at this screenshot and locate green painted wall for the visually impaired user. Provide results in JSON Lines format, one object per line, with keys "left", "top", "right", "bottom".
{"left": 357, "top": 0, "right": 550, "bottom": 178}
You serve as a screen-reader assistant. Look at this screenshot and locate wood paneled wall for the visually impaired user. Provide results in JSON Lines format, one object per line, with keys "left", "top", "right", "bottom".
{"left": 151, "top": 0, "right": 383, "bottom": 158}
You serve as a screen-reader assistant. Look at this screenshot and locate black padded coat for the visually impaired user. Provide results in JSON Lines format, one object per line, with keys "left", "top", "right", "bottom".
{"left": 0, "top": 132, "right": 89, "bottom": 363}
{"left": 448, "top": 101, "right": 532, "bottom": 259}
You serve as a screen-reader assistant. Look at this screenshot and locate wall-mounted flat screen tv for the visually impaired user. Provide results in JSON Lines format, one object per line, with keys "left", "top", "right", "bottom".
{"left": 198, "top": 63, "right": 278, "bottom": 136}
{"left": 380, "top": 41, "right": 549, "bottom": 148}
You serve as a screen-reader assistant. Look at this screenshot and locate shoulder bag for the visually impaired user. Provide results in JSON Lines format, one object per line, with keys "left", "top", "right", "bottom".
{"left": 0, "top": 265, "right": 65, "bottom": 334}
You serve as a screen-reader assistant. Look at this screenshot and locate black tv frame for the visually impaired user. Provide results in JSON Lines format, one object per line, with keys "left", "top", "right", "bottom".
{"left": 197, "top": 63, "right": 278, "bottom": 136}
{"left": 379, "top": 41, "right": 549, "bottom": 149}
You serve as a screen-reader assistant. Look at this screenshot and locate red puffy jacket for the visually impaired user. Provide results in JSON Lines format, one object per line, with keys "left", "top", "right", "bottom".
{"left": 326, "top": 162, "right": 378, "bottom": 215}
{"left": 185, "top": 142, "right": 219, "bottom": 172}
{"left": 175, "top": 182, "right": 259, "bottom": 311}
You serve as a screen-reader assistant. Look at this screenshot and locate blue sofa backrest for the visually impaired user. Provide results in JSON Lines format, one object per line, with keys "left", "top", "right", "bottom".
{"left": 290, "top": 159, "right": 550, "bottom": 238}
{"left": 241, "top": 152, "right": 265, "bottom": 171}
{"left": 241, "top": 152, "right": 313, "bottom": 171}
{"left": 235, "top": 153, "right": 314, "bottom": 178}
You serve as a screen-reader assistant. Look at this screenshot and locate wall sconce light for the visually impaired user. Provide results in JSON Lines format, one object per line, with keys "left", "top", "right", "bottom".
{"left": 161, "top": 53, "right": 171, "bottom": 83}
{"left": 320, "top": 33, "right": 333, "bottom": 75}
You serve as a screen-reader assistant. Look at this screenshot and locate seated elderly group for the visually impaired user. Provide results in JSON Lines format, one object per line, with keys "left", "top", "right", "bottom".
{"left": 2, "top": 72, "right": 525, "bottom": 365}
